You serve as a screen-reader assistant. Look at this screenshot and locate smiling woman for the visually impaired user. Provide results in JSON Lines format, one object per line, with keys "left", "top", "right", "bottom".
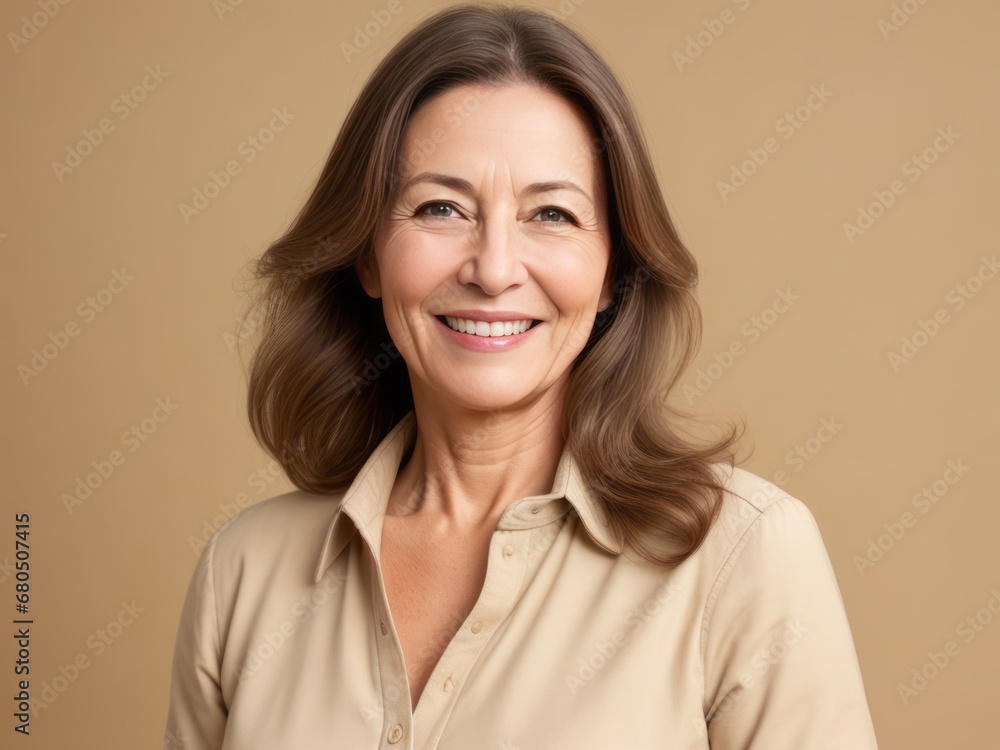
{"left": 164, "top": 4, "right": 879, "bottom": 749}
{"left": 356, "top": 83, "right": 614, "bottom": 410}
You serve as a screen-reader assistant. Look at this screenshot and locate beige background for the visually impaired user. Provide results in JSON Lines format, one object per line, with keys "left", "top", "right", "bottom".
{"left": 3, "top": 0, "right": 997, "bottom": 747}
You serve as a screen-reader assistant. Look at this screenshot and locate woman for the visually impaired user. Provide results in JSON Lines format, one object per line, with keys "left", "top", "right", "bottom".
{"left": 165, "top": 5, "right": 879, "bottom": 749}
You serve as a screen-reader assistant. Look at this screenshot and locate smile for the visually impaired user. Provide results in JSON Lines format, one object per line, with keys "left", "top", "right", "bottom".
{"left": 441, "top": 316, "right": 537, "bottom": 337}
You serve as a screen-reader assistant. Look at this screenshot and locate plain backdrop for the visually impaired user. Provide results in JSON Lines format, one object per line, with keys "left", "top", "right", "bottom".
{"left": 3, "top": 0, "right": 998, "bottom": 748}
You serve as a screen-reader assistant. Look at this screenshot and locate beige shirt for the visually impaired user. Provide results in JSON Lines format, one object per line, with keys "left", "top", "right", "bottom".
{"left": 165, "top": 411, "right": 879, "bottom": 749}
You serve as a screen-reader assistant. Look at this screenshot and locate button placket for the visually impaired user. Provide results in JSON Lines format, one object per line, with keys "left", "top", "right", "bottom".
{"left": 370, "top": 557, "right": 411, "bottom": 748}
{"left": 462, "top": 531, "right": 523, "bottom": 638}
{"left": 410, "top": 529, "right": 530, "bottom": 750}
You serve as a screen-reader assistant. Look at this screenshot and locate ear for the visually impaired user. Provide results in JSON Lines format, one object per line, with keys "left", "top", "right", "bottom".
{"left": 355, "top": 253, "right": 382, "bottom": 299}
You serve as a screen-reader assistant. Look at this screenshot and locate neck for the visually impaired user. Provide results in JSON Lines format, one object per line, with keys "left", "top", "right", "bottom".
{"left": 387, "top": 382, "right": 567, "bottom": 533}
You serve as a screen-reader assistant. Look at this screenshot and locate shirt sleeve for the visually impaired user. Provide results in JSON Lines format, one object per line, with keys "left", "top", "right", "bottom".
{"left": 701, "top": 494, "right": 879, "bottom": 749}
{"left": 164, "top": 531, "right": 228, "bottom": 749}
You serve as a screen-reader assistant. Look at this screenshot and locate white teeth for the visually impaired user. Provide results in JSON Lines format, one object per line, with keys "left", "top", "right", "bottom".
{"left": 443, "top": 316, "right": 535, "bottom": 337}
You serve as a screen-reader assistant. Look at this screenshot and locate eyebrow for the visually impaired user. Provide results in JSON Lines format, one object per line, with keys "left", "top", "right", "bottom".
{"left": 400, "top": 171, "right": 594, "bottom": 207}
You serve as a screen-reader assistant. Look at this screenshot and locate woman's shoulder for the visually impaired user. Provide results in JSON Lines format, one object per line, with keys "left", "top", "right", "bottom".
{"left": 202, "top": 488, "right": 346, "bottom": 574}
{"left": 700, "top": 461, "right": 830, "bottom": 571}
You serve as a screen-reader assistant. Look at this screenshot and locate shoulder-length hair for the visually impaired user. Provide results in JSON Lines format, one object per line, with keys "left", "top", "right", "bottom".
{"left": 240, "top": 2, "right": 745, "bottom": 567}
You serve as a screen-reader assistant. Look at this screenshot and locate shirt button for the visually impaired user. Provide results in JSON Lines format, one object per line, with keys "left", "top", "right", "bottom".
{"left": 443, "top": 675, "right": 455, "bottom": 692}
{"left": 502, "top": 544, "right": 514, "bottom": 558}
{"left": 380, "top": 619, "right": 388, "bottom": 635}
{"left": 388, "top": 724, "right": 403, "bottom": 743}
{"left": 471, "top": 620, "right": 483, "bottom": 634}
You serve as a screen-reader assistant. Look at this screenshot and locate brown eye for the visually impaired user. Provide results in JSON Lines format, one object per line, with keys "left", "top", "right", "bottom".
{"left": 416, "top": 201, "right": 461, "bottom": 219}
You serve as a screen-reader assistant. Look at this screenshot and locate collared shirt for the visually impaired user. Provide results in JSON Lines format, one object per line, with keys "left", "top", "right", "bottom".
{"left": 165, "top": 411, "right": 879, "bottom": 749}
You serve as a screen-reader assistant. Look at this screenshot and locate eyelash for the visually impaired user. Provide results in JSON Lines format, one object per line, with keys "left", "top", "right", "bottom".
{"left": 414, "top": 201, "right": 577, "bottom": 225}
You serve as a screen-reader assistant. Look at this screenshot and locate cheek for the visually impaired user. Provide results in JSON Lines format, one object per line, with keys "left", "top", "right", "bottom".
{"left": 380, "top": 235, "right": 454, "bottom": 303}
{"left": 535, "top": 244, "right": 611, "bottom": 310}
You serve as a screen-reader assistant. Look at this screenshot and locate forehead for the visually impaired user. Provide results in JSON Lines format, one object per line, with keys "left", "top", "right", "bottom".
{"left": 397, "top": 83, "right": 604, "bottom": 192}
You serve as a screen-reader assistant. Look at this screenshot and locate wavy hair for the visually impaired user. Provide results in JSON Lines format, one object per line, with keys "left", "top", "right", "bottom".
{"left": 238, "top": 3, "right": 746, "bottom": 567}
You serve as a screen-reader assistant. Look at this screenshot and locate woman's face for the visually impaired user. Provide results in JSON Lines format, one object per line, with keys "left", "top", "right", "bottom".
{"left": 358, "top": 82, "right": 613, "bottom": 413}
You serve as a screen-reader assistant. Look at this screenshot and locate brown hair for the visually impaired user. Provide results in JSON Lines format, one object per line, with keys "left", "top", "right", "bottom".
{"left": 238, "top": 3, "right": 746, "bottom": 567}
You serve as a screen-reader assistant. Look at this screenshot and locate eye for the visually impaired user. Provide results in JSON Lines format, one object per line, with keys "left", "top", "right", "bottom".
{"left": 415, "top": 201, "right": 463, "bottom": 220}
{"left": 534, "top": 207, "right": 577, "bottom": 225}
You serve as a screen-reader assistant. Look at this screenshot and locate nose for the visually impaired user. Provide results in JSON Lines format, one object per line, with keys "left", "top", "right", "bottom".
{"left": 456, "top": 212, "right": 529, "bottom": 295}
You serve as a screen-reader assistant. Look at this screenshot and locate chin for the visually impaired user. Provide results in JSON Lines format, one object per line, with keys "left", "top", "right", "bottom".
{"left": 431, "top": 377, "right": 550, "bottom": 414}
{"left": 446, "top": 390, "right": 536, "bottom": 413}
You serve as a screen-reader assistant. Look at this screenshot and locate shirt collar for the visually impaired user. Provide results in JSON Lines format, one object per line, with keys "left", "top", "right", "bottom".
{"left": 313, "top": 411, "right": 623, "bottom": 583}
